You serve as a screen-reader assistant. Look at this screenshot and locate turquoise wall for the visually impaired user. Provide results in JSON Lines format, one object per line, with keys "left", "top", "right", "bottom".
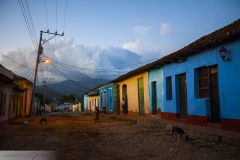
{"left": 148, "top": 67, "right": 164, "bottom": 112}
{"left": 99, "top": 84, "right": 115, "bottom": 113}
{"left": 163, "top": 40, "right": 240, "bottom": 120}
{"left": 83, "top": 95, "right": 88, "bottom": 110}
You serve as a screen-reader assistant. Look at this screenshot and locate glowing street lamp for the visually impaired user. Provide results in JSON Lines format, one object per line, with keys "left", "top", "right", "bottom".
{"left": 43, "top": 58, "right": 50, "bottom": 64}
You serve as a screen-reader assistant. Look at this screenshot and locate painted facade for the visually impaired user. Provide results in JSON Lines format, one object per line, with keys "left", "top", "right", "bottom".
{"left": 0, "top": 65, "right": 14, "bottom": 123}
{"left": 115, "top": 71, "right": 150, "bottom": 115}
{"left": 88, "top": 95, "right": 99, "bottom": 111}
{"left": 162, "top": 40, "right": 240, "bottom": 132}
{"left": 148, "top": 67, "right": 164, "bottom": 114}
{"left": 99, "top": 83, "right": 115, "bottom": 113}
{"left": 83, "top": 95, "right": 88, "bottom": 111}
{"left": 0, "top": 65, "right": 33, "bottom": 123}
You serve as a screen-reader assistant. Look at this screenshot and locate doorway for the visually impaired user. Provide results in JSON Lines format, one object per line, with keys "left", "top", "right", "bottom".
{"left": 114, "top": 84, "right": 120, "bottom": 114}
{"left": 177, "top": 73, "right": 188, "bottom": 119}
{"left": 151, "top": 81, "right": 157, "bottom": 114}
{"left": 122, "top": 84, "right": 128, "bottom": 114}
{"left": 209, "top": 66, "right": 221, "bottom": 123}
{"left": 138, "top": 77, "right": 144, "bottom": 116}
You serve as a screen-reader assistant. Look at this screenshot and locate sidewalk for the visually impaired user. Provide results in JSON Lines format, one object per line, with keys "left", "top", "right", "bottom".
{"left": 108, "top": 113, "right": 240, "bottom": 140}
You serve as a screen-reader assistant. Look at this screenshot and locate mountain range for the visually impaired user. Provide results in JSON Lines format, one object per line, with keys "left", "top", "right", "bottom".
{"left": 35, "top": 77, "right": 108, "bottom": 99}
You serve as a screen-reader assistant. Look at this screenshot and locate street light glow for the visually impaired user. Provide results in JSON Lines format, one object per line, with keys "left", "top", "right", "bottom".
{"left": 44, "top": 59, "right": 50, "bottom": 64}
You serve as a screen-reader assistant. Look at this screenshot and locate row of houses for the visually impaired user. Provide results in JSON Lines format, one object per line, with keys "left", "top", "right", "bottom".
{"left": 0, "top": 64, "right": 35, "bottom": 123}
{"left": 84, "top": 19, "right": 240, "bottom": 132}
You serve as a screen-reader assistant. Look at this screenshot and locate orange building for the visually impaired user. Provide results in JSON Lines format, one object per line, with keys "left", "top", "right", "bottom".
{"left": 0, "top": 64, "right": 14, "bottom": 123}
{"left": 0, "top": 64, "right": 33, "bottom": 123}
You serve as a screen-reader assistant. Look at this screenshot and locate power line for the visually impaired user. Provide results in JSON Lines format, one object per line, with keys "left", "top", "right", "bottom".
{"left": 44, "top": 0, "right": 48, "bottom": 30}
{"left": 25, "top": 0, "right": 37, "bottom": 42}
{"left": 50, "top": 63, "right": 89, "bottom": 92}
{"left": 55, "top": 0, "right": 58, "bottom": 31}
{"left": 63, "top": 0, "right": 68, "bottom": 32}
{"left": 50, "top": 56, "right": 159, "bottom": 71}
{"left": 18, "top": 0, "right": 36, "bottom": 46}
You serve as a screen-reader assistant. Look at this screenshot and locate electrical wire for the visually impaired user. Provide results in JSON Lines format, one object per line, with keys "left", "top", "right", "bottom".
{"left": 50, "top": 63, "right": 89, "bottom": 92}
{"left": 44, "top": 0, "right": 48, "bottom": 30}
{"left": 18, "top": 0, "right": 37, "bottom": 46}
{"left": 55, "top": 0, "right": 58, "bottom": 31}
{"left": 25, "top": 0, "right": 37, "bottom": 42}
{"left": 63, "top": 0, "right": 67, "bottom": 32}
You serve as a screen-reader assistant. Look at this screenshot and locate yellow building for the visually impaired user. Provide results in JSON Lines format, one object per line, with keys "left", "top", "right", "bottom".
{"left": 112, "top": 66, "right": 150, "bottom": 116}
{"left": 87, "top": 90, "right": 99, "bottom": 111}
{"left": 9, "top": 75, "right": 33, "bottom": 119}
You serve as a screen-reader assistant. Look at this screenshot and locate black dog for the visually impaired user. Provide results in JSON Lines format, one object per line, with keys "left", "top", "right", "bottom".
{"left": 172, "top": 126, "right": 189, "bottom": 142}
{"left": 39, "top": 118, "right": 48, "bottom": 125}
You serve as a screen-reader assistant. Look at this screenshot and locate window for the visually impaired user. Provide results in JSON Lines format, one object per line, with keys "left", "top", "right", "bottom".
{"left": 166, "top": 76, "right": 172, "bottom": 100}
{"left": 197, "top": 67, "right": 210, "bottom": 98}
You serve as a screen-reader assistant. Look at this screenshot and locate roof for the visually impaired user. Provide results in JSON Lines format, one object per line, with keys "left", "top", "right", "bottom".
{"left": 14, "top": 74, "right": 33, "bottom": 86}
{"left": 112, "top": 19, "right": 240, "bottom": 83}
{"left": 0, "top": 64, "right": 14, "bottom": 80}
{"left": 99, "top": 82, "right": 114, "bottom": 89}
{"left": 88, "top": 89, "right": 99, "bottom": 96}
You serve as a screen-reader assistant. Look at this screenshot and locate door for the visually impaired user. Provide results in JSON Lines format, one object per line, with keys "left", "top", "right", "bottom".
{"left": 109, "top": 88, "right": 113, "bottom": 112}
{"left": 151, "top": 81, "right": 157, "bottom": 114}
{"left": 114, "top": 85, "right": 120, "bottom": 114}
{"left": 122, "top": 84, "right": 128, "bottom": 114}
{"left": 209, "top": 66, "right": 221, "bottom": 123}
{"left": 138, "top": 77, "right": 144, "bottom": 116}
{"left": 178, "top": 74, "right": 188, "bottom": 119}
{"left": 102, "top": 91, "right": 106, "bottom": 112}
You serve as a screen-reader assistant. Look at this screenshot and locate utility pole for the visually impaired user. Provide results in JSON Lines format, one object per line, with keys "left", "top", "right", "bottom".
{"left": 43, "top": 77, "right": 54, "bottom": 112}
{"left": 30, "top": 30, "right": 64, "bottom": 115}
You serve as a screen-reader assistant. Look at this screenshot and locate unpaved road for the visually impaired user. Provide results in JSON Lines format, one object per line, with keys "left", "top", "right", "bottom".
{"left": 0, "top": 112, "right": 240, "bottom": 160}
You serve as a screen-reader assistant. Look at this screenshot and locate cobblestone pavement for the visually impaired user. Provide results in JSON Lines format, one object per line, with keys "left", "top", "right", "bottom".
{"left": 0, "top": 112, "right": 240, "bottom": 160}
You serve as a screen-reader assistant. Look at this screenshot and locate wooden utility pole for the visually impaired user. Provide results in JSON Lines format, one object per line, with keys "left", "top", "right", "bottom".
{"left": 43, "top": 77, "right": 54, "bottom": 112}
{"left": 30, "top": 30, "right": 63, "bottom": 115}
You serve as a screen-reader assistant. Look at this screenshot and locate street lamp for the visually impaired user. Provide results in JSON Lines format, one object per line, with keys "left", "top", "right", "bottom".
{"left": 218, "top": 46, "right": 230, "bottom": 62}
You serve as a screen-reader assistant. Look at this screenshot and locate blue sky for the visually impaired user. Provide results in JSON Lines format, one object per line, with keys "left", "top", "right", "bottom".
{"left": 0, "top": 0, "right": 240, "bottom": 81}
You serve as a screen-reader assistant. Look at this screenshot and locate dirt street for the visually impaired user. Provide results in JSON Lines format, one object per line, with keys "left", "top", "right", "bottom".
{"left": 0, "top": 112, "right": 240, "bottom": 160}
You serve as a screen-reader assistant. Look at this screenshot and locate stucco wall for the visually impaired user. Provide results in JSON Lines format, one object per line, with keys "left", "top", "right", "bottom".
{"left": 99, "top": 84, "right": 115, "bottom": 112}
{"left": 117, "top": 71, "right": 150, "bottom": 114}
{"left": 148, "top": 67, "right": 164, "bottom": 112}
{"left": 88, "top": 96, "right": 99, "bottom": 111}
{"left": 163, "top": 40, "right": 240, "bottom": 120}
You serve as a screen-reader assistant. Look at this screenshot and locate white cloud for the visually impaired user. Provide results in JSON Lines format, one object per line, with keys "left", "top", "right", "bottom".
{"left": 133, "top": 25, "right": 151, "bottom": 34}
{"left": 0, "top": 38, "right": 146, "bottom": 82}
{"left": 160, "top": 23, "right": 171, "bottom": 35}
{"left": 121, "top": 39, "right": 143, "bottom": 54}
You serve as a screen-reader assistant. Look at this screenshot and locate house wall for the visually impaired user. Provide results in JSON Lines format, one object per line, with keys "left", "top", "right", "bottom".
{"left": 84, "top": 95, "right": 88, "bottom": 111}
{"left": 116, "top": 71, "right": 150, "bottom": 114}
{"left": 162, "top": 40, "right": 240, "bottom": 131}
{"left": 148, "top": 67, "right": 164, "bottom": 113}
{"left": 99, "top": 84, "right": 115, "bottom": 113}
{"left": 0, "top": 80, "right": 12, "bottom": 123}
{"left": 88, "top": 95, "right": 99, "bottom": 111}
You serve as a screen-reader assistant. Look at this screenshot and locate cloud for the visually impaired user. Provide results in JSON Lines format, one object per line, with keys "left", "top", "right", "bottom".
{"left": 133, "top": 25, "right": 151, "bottom": 34}
{"left": 160, "top": 23, "right": 171, "bottom": 35}
{"left": 0, "top": 38, "right": 149, "bottom": 82}
{"left": 121, "top": 39, "right": 144, "bottom": 54}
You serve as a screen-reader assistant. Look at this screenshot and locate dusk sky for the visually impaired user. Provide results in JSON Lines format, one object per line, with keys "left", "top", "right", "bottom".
{"left": 0, "top": 0, "right": 240, "bottom": 81}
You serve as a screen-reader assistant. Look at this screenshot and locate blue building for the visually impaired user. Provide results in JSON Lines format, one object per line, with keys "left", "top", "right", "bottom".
{"left": 83, "top": 95, "right": 88, "bottom": 111}
{"left": 99, "top": 83, "right": 115, "bottom": 113}
{"left": 157, "top": 19, "right": 240, "bottom": 132}
{"left": 148, "top": 67, "right": 164, "bottom": 114}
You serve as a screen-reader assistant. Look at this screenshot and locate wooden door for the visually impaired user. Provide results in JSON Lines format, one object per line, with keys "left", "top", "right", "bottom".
{"left": 114, "top": 85, "right": 120, "bottom": 114}
{"left": 209, "top": 66, "right": 221, "bottom": 123}
{"left": 178, "top": 74, "right": 188, "bottom": 119}
{"left": 151, "top": 81, "right": 157, "bottom": 114}
{"left": 138, "top": 77, "right": 144, "bottom": 116}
